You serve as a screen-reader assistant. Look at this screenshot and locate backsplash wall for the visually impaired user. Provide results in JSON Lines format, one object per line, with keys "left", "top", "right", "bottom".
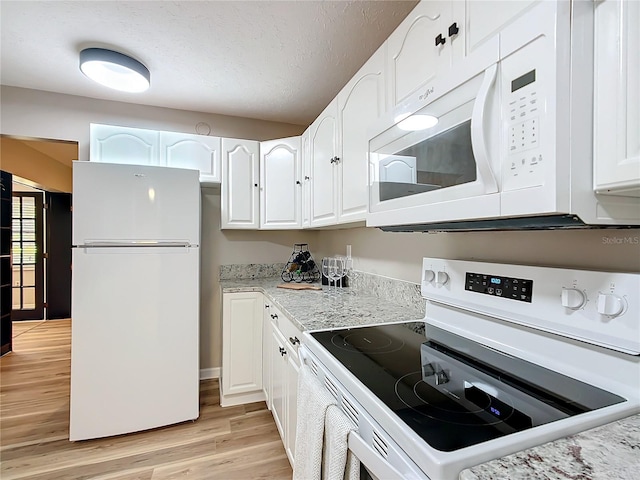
{"left": 315, "top": 227, "right": 640, "bottom": 284}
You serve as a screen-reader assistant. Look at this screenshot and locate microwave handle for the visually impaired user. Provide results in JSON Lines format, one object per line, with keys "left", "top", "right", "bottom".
{"left": 471, "top": 63, "right": 499, "bottom": 194}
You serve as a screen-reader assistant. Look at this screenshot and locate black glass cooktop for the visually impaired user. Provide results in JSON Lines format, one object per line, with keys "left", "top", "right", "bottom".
{"left": 311, "top": 322, "right": 625, "bottom": 452}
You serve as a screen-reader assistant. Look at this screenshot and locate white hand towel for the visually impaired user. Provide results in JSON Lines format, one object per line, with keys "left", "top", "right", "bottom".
{"left": 322, "top": 404, "right": 360, "bottom": 480}
{"left": 293, "top": 365, "right": 337, "bottom": 480}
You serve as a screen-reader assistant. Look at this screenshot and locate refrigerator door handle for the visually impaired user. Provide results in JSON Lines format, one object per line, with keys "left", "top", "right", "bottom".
{"left": 76, "top": 241, "right": 194, "bottom": 248}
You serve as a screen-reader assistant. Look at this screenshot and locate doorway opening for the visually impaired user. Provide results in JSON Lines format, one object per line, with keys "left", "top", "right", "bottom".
{"left": 12, "top": 187, "right": 45, "bottom": 320}
{"left": 0, "top": 135, "right": 76, "bottom": 356}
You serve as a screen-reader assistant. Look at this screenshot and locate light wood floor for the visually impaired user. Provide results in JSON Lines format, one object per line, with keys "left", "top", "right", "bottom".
{"left": 0, "top": 319, "right": 293, "bottom": 479}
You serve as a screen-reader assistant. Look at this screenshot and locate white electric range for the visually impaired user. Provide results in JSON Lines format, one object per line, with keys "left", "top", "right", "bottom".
{"left": 301, "top": 258, "right": 640, "bottom": 479}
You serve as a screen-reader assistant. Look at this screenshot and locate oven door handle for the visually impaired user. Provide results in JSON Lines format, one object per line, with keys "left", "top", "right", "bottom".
{"left": 348, "top": 431, "right": 407, "bottom": 479}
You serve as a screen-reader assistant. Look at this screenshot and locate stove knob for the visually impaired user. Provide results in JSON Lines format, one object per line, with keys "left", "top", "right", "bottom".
{"left": 561, "top": 288, "right": 586, "bottom": 310}
{"left": 424, "top": 269, "right": 435, "bottom": 282}
{"left": 597, "top": 293, "right": 625, "bottom": 318}
{"left": 436, "top": 271, "right": 449, "bottom": 286}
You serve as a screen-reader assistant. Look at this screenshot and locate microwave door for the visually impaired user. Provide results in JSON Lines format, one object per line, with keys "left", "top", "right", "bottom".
{"left": 367, "top": 48, "right": 501, "bottom": 226}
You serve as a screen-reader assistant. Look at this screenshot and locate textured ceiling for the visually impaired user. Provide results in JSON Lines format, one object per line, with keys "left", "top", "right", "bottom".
{"left": 0, "top": 0, "right": 418, "bottom": 126}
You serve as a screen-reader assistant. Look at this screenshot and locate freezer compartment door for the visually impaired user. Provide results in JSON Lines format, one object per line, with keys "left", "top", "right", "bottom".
{"left": 72, "top": 161, "right": 200, "bottom": 245}
{"left": 70, "top": 247, "right": 199, "bottom": 441}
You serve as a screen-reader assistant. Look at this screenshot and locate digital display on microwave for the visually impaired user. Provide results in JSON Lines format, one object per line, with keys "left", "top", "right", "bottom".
{"left": 511, "top": 69, "right": 536, "bottom": 92}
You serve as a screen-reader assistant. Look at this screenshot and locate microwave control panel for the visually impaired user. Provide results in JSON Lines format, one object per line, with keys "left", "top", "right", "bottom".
{"left": 501, "top": 34, "right": 548, "bottom": 193}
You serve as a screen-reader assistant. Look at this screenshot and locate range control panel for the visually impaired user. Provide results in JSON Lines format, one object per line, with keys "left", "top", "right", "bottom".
{"left": 465, "top": 272, "right": 533, "bottom": 302}
{"left": 421, "top": 257, "right": 640, "bottom": 355}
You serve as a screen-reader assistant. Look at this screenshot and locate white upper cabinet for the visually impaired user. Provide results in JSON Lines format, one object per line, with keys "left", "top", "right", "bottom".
{"left": 594, "top": 0, "right": 640, "bottom": 196}
{"left": 337, "top": 46, "right": 386, "bottom": 224}
{"left": 90, "top": 124, "right": 160, "bottom": 166}
{"left": 464, "top": 1, "right": 538, "bottom": 55}
{"left": 301, "top": 127, "right": 312, "bottom": 228}
{"left": 221, "top": 138, "right": 260, "bottom": 229}
{"left": 310, "top": 100, "right": 339, "bottom": 227}
{"left": 159, "top": 132, "right": 221, "bottom": 184}
{"left": 386, "top": 1, "right": 462, "bottom": 108}
{"left": 91, "top": 123, "right": 223, "bottom": 184}
{"left": 260, "top": 137, "right": 302, "bottom": 229}
{"left": 385, "top": 0, "right": 540, "bottom": 109}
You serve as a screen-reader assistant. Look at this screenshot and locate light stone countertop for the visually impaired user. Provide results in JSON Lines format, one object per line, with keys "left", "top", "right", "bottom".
{"left": 459, "top": 414, "right": 640, "bottom": 480}
{"left": 221, "top": 277, "right": 640, "bottom": 480}
{"left": 220, "top": 277, "right": 425, "bottom": 333}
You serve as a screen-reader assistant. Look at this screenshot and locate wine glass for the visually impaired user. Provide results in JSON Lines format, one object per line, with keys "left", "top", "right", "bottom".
{"left": 329, "top": 257, "right": 345, "bottom": 295}
{"left": 321, "top": 257, "right": 332, "bottom": 294}
{"left": 337, "top": 255, "right": 355, "bottom": 290}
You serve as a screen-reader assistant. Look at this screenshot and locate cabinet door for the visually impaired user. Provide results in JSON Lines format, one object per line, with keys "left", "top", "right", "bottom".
{"left": 260, "top": 137, "right": 302, "bottom": 229}
{"left": 262, "top": 300, "right": 272, "bottom": 407}
{"left": 594, "top": 0, "right": 640, "bottom": 196}
{"left": 301, "top": 128, "right": 312, "bottom": 228}
{"left": 337, "top": 47, "right": 386, "bottom": 224}
{"left": 159, "top": 132, "right": 221, "bottom": 183}
{"left": 386, "top": 1, "right": 454, "bottom": 107}
{"left": 285, "top": 349, "right": 300, "bottom": 466}
{"left": 221, "top": 138, "right": 260, "bottom": 229}
{"left": 310, "top": 100, "right": 339, "bottom": 227}
{"left": 221, "top": 292, "right": 263, "bottom": 396}
{"left": 270, "top": 326, "right": 287, "bottom": 441}
{"left": 464, "top": 0, "right": 538, "bottom": 55}
{"left": 90, "top": 124, "right": 160, "bottom": 166}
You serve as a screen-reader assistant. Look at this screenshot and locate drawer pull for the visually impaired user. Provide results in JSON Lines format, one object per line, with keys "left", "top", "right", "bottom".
{"left": 271, "top": 313, "right": 278, "bottom": 319}
{"left": 289, "top": 336, "right": 300, "bottom": 346}
{"left": 279, "top": 347, "right": 287, "bottom": 356}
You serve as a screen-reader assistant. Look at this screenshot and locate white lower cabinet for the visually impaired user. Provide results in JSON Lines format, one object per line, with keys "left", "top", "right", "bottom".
{"left": 266, "top": 303, "right": 302, "bottom": 467}
{"left": 220, "top": 292, "right": 265, "bottom": 407}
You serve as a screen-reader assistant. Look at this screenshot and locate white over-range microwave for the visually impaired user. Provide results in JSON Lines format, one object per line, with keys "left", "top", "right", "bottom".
{"left": 368, "top": 0, "right": 640, "bottom": 231}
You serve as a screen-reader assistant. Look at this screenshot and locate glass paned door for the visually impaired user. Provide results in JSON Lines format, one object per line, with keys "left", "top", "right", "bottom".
{"left": 12, "top": 192, "right": 44, "bottom": 320}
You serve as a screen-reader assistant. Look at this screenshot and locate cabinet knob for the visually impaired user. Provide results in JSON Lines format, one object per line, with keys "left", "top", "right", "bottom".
{"left": 289, "top": 336, "right": 300, "bottom": 346}
{"left": 296, "top": 180, "right": 301, "bottom": 185}
{"left": 279, "top": 347, "right": 287, "bottom": 356}
{"left": 304, "top": 176, "right": 310, "bottom": 180}
{"left": 448, "top": 22, "right": 459, "bottom": 37}
{"left": 254, "top": 183, "right": 258, "bottom": 187}
{"left": 330, "top": 157, "right": 335, "bottom": 164}
{"left": 271, "top": 313, "right": 278, "bottom": 319}
{"left": 435, "top": 34, "right": 446, "bottom": 46}
{"left": 265, "top": 304, "right": 270, "bottom": 309}
{"left": 334, "top": 156, "right": 340, "bottom": 164}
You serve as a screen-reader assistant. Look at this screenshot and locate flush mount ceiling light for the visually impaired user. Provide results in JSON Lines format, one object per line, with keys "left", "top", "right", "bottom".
{"left": 395, "top": 113, "right": 439, "bottom": 131}
{"left": 79, "top": 48, "right": 150, "bottom": 93}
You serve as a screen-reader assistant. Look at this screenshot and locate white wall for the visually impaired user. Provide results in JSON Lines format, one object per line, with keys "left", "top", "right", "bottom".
{"left": 316, "top": 227, "right": 640, "bottom": 283}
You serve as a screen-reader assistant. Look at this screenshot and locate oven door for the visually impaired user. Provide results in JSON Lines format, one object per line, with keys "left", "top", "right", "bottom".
{"left": 299, "top": 346, "right": 429, "bottom": 480}
{"left": 367, "top": 39, "right": 501, "bottom": 227}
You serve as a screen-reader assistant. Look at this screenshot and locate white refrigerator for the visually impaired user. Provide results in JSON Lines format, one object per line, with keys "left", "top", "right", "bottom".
{"left": 70, "top": 161, "right": 200, "bottom": 441}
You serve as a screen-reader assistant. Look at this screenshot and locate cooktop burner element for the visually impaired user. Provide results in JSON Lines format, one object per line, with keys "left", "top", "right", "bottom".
{"left": 330, "top": 329, "right": 405, "bottom": 354}
{"left": 311, "top": 322, "right": 624, "bottom": 452}
{"left": 394, "top": 371, "right": 519, "bottom": 427}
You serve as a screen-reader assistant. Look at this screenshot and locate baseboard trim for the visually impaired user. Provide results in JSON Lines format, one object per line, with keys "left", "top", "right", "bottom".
{"left": 199, "top": 367, "right": 220, "bottom": 380}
